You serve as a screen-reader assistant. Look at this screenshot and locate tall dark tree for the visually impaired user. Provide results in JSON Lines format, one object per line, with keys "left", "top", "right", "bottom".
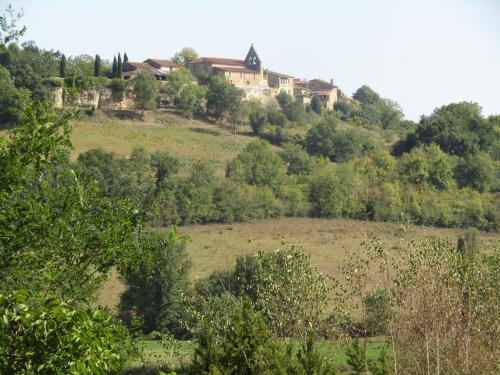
{"left": 123, "top": 52, "right": 129, "bottom": 63}
{"left": 112, "top": 56, "right": 117, "bottom": 78}
{"left": 117, "top": 53, "right": 123, "bottom": 79}
{"left": 94, "top": 54, "right": 101, "bottom": 77}
{"left": 59, "top": 54, "right": 67, "bottom": 78}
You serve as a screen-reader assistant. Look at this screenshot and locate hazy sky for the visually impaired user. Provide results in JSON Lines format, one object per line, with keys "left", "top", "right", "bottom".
{"left": 8, "top": 0, "right": 500, "bottom": 120}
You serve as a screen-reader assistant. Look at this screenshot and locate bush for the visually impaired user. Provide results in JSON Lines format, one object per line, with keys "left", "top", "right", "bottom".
{"left": 226, "top": 140, "right": 284, "bottom": 188}
{"left": 191, "top": 299, "right": 292, "bottom": 374}
{"left": 280, "top": 143, "right": 313, "bottom": 175}
{"left": 363, "top": 288, "right": 393, "bottom": 335}
{"left": 455, "top": 153, "right": 496, "bottom": 193}
{"left": 249, "top": 106, "right": 267, "bottom": 135}
{"left": 233, "top": 249, "right": 330, "bottom": 339}
{"left": 106, "top": 77, "right": 128, "bottom": 91}
{"left": 41, "top": 76, "right": 64, "bottom": 87}
{"left": 0, "top": 291, "right": 133, "bottom": 374}
{"left": 119, "top": 229, "right": 191, "bottom": 336}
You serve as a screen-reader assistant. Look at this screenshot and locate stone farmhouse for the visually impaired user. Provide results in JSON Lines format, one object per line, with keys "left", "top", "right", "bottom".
{"left": 123, "top": 59, "right": 179, "bottom": 80}
{"left": 122, "top": 44, "right": 340, "bottom": 109}
{"left": 294, "top": 79, "right": 338, "bottom": 111}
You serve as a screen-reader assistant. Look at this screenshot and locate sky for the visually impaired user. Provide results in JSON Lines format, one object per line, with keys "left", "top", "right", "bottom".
{"left": 7, "top": 0, "right": 500, "bottom": 121}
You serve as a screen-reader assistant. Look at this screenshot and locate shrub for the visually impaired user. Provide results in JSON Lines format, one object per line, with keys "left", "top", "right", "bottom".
{"left": 280, "top": 143, "right": 313, "bottom": 175}
{"left": 118, "top": 229, "right": 191, "bottom": 336}
{"left": 233, "top": 249, "right": 330, "bottom": 339}
{"left": 249, "top": 105, "right": 267, "bottom": 135}
{"left": 363, "top": 288, "right": 393, "bottom": 335}
{"left": 41, "top": 77, "right": 64, "bottom": 87}
{"left": 226, "top": 140, "right": 284, "bottom": 188}
{"left": 454, "top": 153, "right": 496, "bottom": 193}
{"left": 0, "top": 291, "right": 134, "bottom": 374}
{"left": 106, "top": 77, "right": 128, "bottom": 91}
{"left": 191, "top": 299, "right": 292, "bottom": 374}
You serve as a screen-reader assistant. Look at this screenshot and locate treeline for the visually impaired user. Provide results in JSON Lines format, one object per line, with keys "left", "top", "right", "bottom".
{"left": 74, "top": 128, "right": 498, "bottom": 230}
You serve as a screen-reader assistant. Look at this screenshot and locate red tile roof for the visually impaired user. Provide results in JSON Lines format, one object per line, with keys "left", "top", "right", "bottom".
{"left": 267, "top": 70, "right": 294, "bottom": 79}
{"left": 123, "top": 62, "right": 165, "bottom": 76}
{"left": 214, "top": 66, "right": 261, "bottom": 74}
{"left": 144, "top": 59, "right": 179, "bottom": 68}
{"left": 190, "top": 57, "right": 245, "bottom": 66}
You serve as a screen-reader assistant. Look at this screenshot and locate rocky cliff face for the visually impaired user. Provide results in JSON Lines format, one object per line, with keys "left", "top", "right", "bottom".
{"left": 98, "top": 88, "right": 134, "bottom": 110}
{"left": 49, "top": 86, "right": 135, "bottom": 110}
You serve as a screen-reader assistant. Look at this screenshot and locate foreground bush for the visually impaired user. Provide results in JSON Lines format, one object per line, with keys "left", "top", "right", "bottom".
{"left": 0, "top": 291, "right": 134, "bottom": 374}
{"left": 337, "top": 236, "right": 500, "bottom": 375}
{"left": 191, "top": 299, "right": 337, "bottom": 375}
{"left": 193, "top": 248, "right": 330, "bottom": 340}
{"left": 119, "top": 228, "right": 191, "bottom": 336}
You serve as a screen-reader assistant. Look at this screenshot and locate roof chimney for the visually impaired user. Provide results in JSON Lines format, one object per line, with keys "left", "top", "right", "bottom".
{"left": 330, "top": 78, "right": 334, "bottom": 85}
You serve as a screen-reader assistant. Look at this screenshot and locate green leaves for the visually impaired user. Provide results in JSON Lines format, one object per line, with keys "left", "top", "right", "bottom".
{"left": 0, "top": 292, "right": 134, "bottom": 374}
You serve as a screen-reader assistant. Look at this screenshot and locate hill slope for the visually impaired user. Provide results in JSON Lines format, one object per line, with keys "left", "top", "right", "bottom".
{"left": 69, "top": 112, "right": 263, "bottom": 170}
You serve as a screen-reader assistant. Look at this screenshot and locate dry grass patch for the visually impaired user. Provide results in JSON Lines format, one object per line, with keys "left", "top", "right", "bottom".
{"left": 98, "top": 217, "right": 498, "bottom": 310}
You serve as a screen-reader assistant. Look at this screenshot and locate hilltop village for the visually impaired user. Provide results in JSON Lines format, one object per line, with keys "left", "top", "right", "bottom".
{"left": 123, "top": 44, "right": 358, "bottom": 111}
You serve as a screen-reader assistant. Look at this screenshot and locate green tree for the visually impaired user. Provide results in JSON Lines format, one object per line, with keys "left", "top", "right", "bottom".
{"left": 94, "top": 53, "right": 101, "bottom": 77}
{"left": 132, "top": 70, "right": 158, "bottom": 116}
{"left": 123, "top": 51, "right": 129, "bottom": 63}
{"left": 249, "top": 105, "right": 267, "bottom": 135}
{"left": 59, "top": 53, "right": 66, "bottom": 78}
{"left": 150, "top": 150, "right": 180, "bottom": 187}
{"left": 117, "top": 52, "right": 122, "bottom": 79}
{"left": 192, "top": 299, "right": 293, "bottom": 374}
{"left": 206, "top": 74, "right": 244, "bottom": 122}
{"left": 0, "top": 4, "right": 26, "bottom": 44}
{"left": 0, "top": 66, "right": 28, "bottom": 126}
{"left": 166, "top": 66, "right": 206, "bottom": 117}
{"left": 353, "top": 85, "right": 380, "bottom": 105}
{"left": 111, "top": 55, "right": 117, "bottom": 78}
{"left": 119, "top": 229, "right": 191, "bottom": 335}
{"left": 279, "top": 142, "right": 313, "bottom": 175}
{"left": 172, "top": 47, "right": 198, "bottom": 65}
{"left": 0, "top": 291, "right": 134, "bottom": 374}
{"left": 0, "top": 108, "right": 138, "bottom": 301}
{"left": 306, "top": 118, "right": 372, "bottom": 162}
{"left": 455, "top": 153, "right": 496, "bottom": 192}
{"left": 233, "top": 249, "right": 330, "bottom": 338}
{"left": 311, "top": 95, "right": 323, "bottom": 114}
{"left": 227, "top": 140, "right": 284, "bottom": 188}
{"left": 397, "top": 102, "right": 495, "bottom": 157}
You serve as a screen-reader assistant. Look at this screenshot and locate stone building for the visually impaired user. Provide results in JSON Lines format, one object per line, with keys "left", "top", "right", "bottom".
{"left": 123, "top": 59, "right": 179, "bottom": 80}
{"left": 294, "top": 78, "right": 338, "bottom": 110}
{"left": 266, "top": 70, "right": 294, "bottom": 97}
{"left": 189, "top": 44, "right": 294, "bottom": 99}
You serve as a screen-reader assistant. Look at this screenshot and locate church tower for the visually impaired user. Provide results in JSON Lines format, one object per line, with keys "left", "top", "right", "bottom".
{"left": 244, "top": 44, "right": 262, "bottom": 72}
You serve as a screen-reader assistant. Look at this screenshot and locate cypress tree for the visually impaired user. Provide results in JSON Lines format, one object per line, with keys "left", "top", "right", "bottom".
{"left": 59, "top": 54, "right": 67, "bottom": 78}
{"left": 117, "top": 53, "right": 123, "bottom": 79}
{"left": 94, "top": 54, "right": 101, "bottom": 77}
{"left": 112, "top": 56, "right": 117, "bottom": 78}
{"left": 123, "top": 52, "right": 129, "bottom": 63}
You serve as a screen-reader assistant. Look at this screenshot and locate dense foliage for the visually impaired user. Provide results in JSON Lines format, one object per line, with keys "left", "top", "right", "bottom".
{"left": 119, "top": 229, "right": 191, "bottom": 336}
{"left": 0, "top": 291, "right": 134, "bottom": 374}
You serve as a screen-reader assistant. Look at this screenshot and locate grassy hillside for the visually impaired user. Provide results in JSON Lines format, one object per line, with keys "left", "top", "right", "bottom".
{"left": 98, "top": 217, "right": 499, "bottom": 310}
{"left": 69, "top": 111, "right": 264, "bottom": 170}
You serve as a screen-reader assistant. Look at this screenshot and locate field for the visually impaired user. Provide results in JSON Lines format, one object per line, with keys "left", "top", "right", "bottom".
{"left": 122, "top": 338, "right": 385, "bottom": 374}
{"left": 98, "top": 217, "right": 499, "bottom": 311}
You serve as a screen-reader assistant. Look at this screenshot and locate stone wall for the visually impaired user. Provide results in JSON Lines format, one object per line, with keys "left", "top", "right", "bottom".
{"left": 98, "top": 88, "right": 134, "bottom": 110}
{"left": 49, "top": 86, "right": 64, "bottom": 109}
